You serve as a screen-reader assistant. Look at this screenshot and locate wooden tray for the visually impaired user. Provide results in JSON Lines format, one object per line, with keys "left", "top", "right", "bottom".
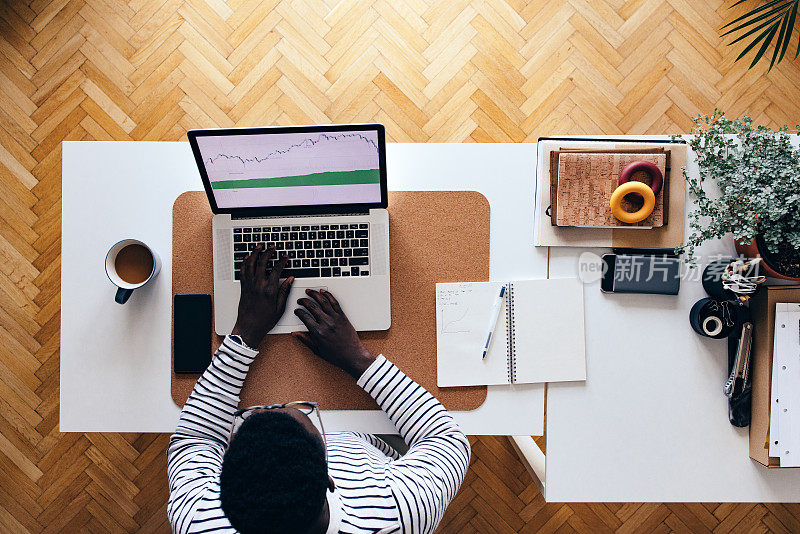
{"left": 536, "top": 141, "right": 687, "bottom": 249}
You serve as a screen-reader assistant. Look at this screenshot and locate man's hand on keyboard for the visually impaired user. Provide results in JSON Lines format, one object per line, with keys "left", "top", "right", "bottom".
{"left": 231, "top": 244, "right": 294, "bottom": 348}
{"left": 292, "top": 289, "right": 376, "bottom": 379}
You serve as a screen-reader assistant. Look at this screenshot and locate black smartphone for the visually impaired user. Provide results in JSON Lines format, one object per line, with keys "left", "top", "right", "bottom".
{"left": 600, "top": 254, "right": 681, "bottom": 295}
{"left": 174, "top": 294, "right": 213, "bottom": 374}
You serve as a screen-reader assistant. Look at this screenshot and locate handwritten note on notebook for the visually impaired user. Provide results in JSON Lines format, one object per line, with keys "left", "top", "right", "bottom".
{"left": 436, "top": 279, "right": 587, "bottom": 387}
{"left": 437, "top": 282, "right": 512, "bottom": 387}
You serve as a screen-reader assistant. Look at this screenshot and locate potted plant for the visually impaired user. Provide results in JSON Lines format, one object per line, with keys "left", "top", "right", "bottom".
{"left": 675, "top": 112, "right": 800, "bottom": 280}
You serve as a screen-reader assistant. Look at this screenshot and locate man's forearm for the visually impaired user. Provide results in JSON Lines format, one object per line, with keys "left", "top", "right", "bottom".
{"left": 356, "top": 354, "right": 470, "bottom": 533}
{"left": 357, "top": 354, "right": 469, "bottom": 448}
{"left": 343, "top": 349, "right": 376, "bottom": 378}
{"left": 173, "top": 336, "right": 258, "bottom": 443}
{"left": 167, "top": 337, "right": 258, "bottom": 533}
{"left": 230, "top": 326, "right": 263, "bottom": 351}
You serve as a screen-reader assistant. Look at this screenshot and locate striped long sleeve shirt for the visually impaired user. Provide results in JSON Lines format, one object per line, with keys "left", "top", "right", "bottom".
{"left": 167, "top": 336, "right": 471, "bottom": 534}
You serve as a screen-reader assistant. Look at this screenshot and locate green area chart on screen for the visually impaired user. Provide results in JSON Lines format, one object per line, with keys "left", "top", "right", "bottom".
{"left": 211, "top": 168, "right": 380, "bottom": 189}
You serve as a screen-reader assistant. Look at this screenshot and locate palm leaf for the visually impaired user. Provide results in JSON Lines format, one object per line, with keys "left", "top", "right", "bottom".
{"left": 722, "top": 0, "right": 800, "bottom": 68}
{"left": 792, "top": 3, "right": 800, "bottom": 57}
{"left": 721, "top": 0, "right": 787, "bottom": 30}
{"left": 769, "top": 7, "right": 793, "bottom": 68}
{"left": 779, "top": 2, "right": 797, "bottom": 60}
{"left": 752, "top": 20, "right": 781, "bottom": 67}
{"left": 728, "top": 12, "right": 785, "bottom": 45}
{"left": 736, "top": 19, "right": 780, "bottom": 62}
{"left": 722, "top": 2, "right": 791, "bottom": 36}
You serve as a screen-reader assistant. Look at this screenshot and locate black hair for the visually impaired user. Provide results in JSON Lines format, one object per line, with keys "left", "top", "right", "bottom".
{"left": 220, "top": 411, "right": 328, "bottom": 534}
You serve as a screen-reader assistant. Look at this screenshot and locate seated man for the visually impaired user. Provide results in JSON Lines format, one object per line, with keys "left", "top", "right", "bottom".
{"left": 167, "top": 244, "right": 471, "bottom": 534}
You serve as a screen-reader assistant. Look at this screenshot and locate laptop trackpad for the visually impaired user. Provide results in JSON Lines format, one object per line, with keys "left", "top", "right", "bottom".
{"left": 277, "top": 285, "right": 329, "bottom": 326}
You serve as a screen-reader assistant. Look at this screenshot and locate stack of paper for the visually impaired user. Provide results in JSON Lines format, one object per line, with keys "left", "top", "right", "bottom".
{"left": 771, "top": 303, "right": 800, "bottom": 467}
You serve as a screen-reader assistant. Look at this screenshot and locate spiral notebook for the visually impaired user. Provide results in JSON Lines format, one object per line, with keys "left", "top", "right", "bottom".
{"left": 436, "top": 278, "right": 586, "bottom": 387}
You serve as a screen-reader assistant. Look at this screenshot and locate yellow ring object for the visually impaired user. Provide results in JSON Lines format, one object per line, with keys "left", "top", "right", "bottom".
{"left": 610, "top": 181, "right": 655, "bottom": 223}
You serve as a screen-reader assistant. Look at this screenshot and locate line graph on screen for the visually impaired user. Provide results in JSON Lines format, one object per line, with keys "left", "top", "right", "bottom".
{"left": 205, "top": 132, "right": 378, "bottom": 167}
{"left": 199, "top": 131, "right": 381, "bottom": 189}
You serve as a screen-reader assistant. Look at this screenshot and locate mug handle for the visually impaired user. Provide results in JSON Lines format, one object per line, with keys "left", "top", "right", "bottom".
{"left": 115, "top": 287, "right": 134, "bottom": 304}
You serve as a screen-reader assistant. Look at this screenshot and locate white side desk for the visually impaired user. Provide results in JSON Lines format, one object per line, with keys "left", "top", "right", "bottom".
{"left": 61, "top": 142, "right": 546, "bottom": 435}
{"left": 540, "top": 139, "right": 800, "bottom": 502}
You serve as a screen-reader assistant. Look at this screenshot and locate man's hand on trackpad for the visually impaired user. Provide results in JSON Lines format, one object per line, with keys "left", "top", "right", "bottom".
{"left": 276, "top": 286, "right": 328, "bottom": 326}
{"left": 292, "top": 289, "right": 376, "bottom": 379}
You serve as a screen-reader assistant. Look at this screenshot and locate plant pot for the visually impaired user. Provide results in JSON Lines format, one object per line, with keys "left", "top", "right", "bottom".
{"left": 734, "top": 237, "right": 800, "bottom": 281}
{"left": 702, "top": 259, "right": 735, "bottom": 299}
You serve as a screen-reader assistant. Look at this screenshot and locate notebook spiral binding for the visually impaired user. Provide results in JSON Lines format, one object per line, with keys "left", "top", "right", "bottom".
{"left": 506, "top": 282, "right": 516, "bottom": 384}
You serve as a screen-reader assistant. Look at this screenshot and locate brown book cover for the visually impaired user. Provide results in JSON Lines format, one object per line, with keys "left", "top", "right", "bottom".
{"left": 554, "top": 151, "right": 667, "bottom": 227}
{"left": 549, "top": 148, "right": 670, "bottom": 227}
{"left": 749, "top": 285, "right": 800, "bottom": 467}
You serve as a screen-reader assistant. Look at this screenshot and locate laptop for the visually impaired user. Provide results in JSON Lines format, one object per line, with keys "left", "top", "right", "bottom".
{"left": 188, "top": 124, "right": 391, "bottom": 335}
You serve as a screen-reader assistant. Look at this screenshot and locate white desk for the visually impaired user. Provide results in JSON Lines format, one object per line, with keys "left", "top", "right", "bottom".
{"left": 541, "top": 140, "right": 800, "bottom": 502}
{"left": 62, "top": 140, "right": 800, "bottom": 502}
{"left": 61, "top": 142, "right": 546, "bottom": 435}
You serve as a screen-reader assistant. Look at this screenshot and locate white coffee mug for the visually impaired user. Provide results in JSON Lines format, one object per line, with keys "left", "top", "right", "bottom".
{"left": 105, "top": 239, "right": 162, "bottom": 304}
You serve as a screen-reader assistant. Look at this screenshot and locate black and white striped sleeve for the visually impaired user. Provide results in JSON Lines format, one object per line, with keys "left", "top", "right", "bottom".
{"left": 166, "top": 336, "right": 257, "bottom": 534}
{"left": 357, "top": 355, "right": 471, "bottom": 534}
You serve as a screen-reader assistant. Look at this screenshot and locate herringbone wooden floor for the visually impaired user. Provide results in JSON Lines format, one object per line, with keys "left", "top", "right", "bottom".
{"left": 1, "top": 0, "right": 799, "bottom": 531}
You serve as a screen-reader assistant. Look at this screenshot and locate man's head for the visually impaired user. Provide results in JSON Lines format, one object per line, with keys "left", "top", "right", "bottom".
{"left": 220, "top": 409, "right": 330, "bottom": 534}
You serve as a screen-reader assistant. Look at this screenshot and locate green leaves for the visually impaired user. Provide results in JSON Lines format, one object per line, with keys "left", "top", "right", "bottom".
{"left": 721, "top": 0, "right": 799, "bottom": 69}
{"left": 674, "top": 112, "right": 800, "bottom": 262}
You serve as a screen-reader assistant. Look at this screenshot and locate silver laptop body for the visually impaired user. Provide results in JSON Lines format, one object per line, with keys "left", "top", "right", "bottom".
{"left": 188, "top": 124, "right": 390, "bottom": 335}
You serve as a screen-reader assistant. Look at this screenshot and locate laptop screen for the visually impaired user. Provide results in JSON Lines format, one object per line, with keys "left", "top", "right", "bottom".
{"left": 193, "top": 128, "right": 384, "bottom": 210}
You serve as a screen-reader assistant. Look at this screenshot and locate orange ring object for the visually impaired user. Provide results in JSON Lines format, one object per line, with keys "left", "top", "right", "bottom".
{"left": 610, "top": 181, "right": 655, "bottom": 223}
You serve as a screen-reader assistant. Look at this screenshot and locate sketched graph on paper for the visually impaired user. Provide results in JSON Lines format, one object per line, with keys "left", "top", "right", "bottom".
{"left": 441, "top": 307, "right": 471, "bottom": 334}
{"left": 437, "top": 283, "right": 478, "bottom": 335}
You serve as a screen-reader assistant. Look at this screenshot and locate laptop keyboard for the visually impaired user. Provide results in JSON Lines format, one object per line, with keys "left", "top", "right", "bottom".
{"left": 232, "top": 224, "right": 370, "bottom": 280}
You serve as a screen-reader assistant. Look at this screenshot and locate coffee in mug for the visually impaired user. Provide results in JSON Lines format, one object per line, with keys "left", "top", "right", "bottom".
{"left": 115, "top": 244, "right": 154, "bottom": 285}
{"left": 105, "top": 239, "right": 161, "bottom": 304}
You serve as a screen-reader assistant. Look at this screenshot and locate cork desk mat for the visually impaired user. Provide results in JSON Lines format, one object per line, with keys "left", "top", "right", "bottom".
{"left": 172, "top": 191, "right": 489, "bottom": 411}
